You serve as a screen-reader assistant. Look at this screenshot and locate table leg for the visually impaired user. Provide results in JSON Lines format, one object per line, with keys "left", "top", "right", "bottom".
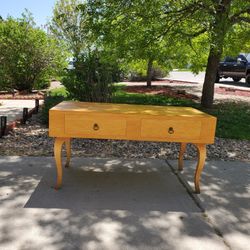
{"left": 178, "top": 143, "right": 187, "bottom": 171}
{"left": 54, "top": 137, "right": 66, "bottom": 189}
{"left": 194, "top": 144, "right": 206, "bottom": 193}
{"left": 65, "top": 138, "right": 71, "bottom": 168}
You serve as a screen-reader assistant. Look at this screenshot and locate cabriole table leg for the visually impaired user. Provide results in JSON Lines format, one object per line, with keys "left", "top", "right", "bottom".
{"left": 65, "top": 138, "right": 71, "bottom": 168}
{"left": 178, "top": 142, "right": 187, "bottom": 171}
{"left": 54, "top": 137, "right": 66, "bottom": 189}
{"left": 194, "top": 144, "right": 206, "bottom": 193}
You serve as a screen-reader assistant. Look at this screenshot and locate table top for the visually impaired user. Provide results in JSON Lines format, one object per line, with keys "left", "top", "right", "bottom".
{"left": 51, "top": 101, "right": 214, "bottom": 118}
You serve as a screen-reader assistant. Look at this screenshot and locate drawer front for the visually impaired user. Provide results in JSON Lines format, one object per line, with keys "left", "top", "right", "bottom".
{"left": 141, "top": 119, "right": 201, "bottom": 140}
{"left": 65, "top": 114, "right": 127, "bottom": 137}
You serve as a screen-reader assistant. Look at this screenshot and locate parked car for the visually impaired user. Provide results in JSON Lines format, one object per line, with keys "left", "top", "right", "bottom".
{"left": 216, "top": 53, "right": 250, "bottom": 85}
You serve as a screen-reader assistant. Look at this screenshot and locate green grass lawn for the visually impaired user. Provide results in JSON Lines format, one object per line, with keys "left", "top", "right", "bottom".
{"left": 112, "top": 84, "right": 194, "bottom": 106}
{"left": 203, "top": 102, "right": 250, "bottom": 140}
{"left": 47, "top": 85, "right": 250, "bottom": 140}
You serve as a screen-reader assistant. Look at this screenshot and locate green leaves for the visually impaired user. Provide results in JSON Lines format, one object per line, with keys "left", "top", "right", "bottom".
{"left": 51, "top": 0, "right": 91, "bottom": 56}
{"left": 62, "top": 51, "right": 116, "bottom": 102}
{"left": 0, "top": 12, "right": 67, "bottom": 91}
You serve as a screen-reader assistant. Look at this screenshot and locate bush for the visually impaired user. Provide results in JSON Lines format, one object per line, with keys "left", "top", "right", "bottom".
{"left": 62, "top": 52, "right": 116, "bottom": 102}
{"left": 0, "top": 12, "right": 67, "bottom": 92}
{"left": 34, "top": 76, "right": 50, "bottom": 90}
{"left": 41, "top": 95, "right": 65, "bottom": 124}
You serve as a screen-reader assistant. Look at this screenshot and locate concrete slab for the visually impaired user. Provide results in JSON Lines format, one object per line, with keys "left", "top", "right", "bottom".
{"left": 168, "top": 160, "right": 250, "bottom": 250}
{"left": 0, "top": 157, "right": 227, "bottom": 250}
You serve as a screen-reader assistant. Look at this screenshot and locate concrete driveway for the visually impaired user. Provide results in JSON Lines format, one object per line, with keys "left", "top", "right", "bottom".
{"left": 0, "top": 157, "right": 228, "bottom": 250}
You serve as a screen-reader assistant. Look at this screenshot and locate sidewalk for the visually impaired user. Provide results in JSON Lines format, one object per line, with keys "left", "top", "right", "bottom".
{"left": 168, "top": 159, "right": 250, "bottom": 250}
{"left": 1, "top": 156, "right": 247, "bottom": 250}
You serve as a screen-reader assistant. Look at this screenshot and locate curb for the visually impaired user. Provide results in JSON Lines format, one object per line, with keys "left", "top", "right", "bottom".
{"left": 163, "top": 78, "right": 199, "bottom": 84}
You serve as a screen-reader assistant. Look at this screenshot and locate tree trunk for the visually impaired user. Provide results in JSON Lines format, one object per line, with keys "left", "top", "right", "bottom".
{"left": 201, "top": 49, "right": 221, "bottom": 108}
{"left": 146, "top": 58, "right": 153, "bottom": 87}
{"left": 201, "top": 1, "right": 231, "bottom": 108}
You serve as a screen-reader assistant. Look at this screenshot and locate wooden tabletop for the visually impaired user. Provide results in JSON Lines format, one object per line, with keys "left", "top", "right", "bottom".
{"left": 51, "top": 101, "right": 213, "bottom": 118}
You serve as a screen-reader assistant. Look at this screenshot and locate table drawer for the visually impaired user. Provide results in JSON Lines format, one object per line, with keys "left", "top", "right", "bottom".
{"left": 65, "top": 114, "right": 127, "bottom": 137}
{"left": 141, "top": 119, "right": 201, "bottom": 140}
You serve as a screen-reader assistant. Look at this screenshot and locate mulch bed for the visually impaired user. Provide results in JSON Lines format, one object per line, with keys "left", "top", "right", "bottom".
{"left": 123, "top": 79, "right": 198, "bottom": 85}
{"left": 0, "top": 91, "right": 45, "bottom": 100}
{"left": 215, "top": 87, "right": 250, "bottom": 97}
{"left": 124, "top": 85, "right": 200, "bottom": 101}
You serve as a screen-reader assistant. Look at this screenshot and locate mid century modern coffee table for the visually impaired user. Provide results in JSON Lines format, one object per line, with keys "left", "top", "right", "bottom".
{"left": 49, "top": 101, "right": 216, "bottom": 193}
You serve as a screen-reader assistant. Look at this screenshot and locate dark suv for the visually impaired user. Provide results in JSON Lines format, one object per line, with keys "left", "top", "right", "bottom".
{"left": 216, "top": 53, "right": 250, "bottom": 85}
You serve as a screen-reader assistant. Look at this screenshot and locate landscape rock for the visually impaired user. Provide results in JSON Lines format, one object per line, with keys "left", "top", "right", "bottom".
{"left": 0, "top": 112, "right": 249, "bottom": 162}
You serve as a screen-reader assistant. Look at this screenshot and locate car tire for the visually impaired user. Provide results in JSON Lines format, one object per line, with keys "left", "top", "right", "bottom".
{"left": 215, "top": 73, "right": 220, "bottom": 83}
{"left": 232, "top": 77, "right": 241, "bottom": 82}
{"left": 246, "top": 74, "right": 250, "bottom": 86}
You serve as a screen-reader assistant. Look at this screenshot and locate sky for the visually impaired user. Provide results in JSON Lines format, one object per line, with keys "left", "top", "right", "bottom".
{"left": 0, "top": 0, "right": 56, "bottom": 26}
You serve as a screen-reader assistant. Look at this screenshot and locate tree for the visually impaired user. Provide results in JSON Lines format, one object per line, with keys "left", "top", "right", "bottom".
{"left": 50, "top": 0, "right": 91, "bottom": 57}
{"left": 0, "top": 11, "right": 67, "bottom": 92}
{"left": 51, "top": 0, "right": 118, "bottom": 102}
{"left": 87, "top": 0, "right": 190, "bottom": 87}
{"left": 166, "top": 0, "right": 250, "bottom": 107}
{"left": 199, "top": 1, "right": 250, "bottom": 107}
{"left": 52, "top": 0, "right": 250, "bottom": 106}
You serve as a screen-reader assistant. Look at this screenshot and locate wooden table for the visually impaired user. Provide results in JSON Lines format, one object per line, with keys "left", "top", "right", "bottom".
{"left": 49, "top": 101, "right": 216, "bottom": 193}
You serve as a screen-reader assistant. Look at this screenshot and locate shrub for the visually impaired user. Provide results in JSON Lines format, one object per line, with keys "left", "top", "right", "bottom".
{"left": 41, "top": 95, "right": 65, "bottom": 124}
{"left": 0, "top": 12, "right": 67, "bottom": 92}
{"left": 34, "top": 76, "right": 51, "bottom": 90}
{"left": 62, "top": 52, "right": 116, "bottom": 102}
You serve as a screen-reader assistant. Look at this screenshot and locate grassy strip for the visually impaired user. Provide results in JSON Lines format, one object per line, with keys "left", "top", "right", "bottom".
{"left": 203, "top": 102, "right": 250, "bottom": 140}
{"left": 112, "top": 84, "right": 194, "bottom": 106}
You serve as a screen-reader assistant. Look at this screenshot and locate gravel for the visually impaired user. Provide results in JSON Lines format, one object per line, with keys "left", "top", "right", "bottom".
{"left": 0, "top": 112, "right": 250, "bottom": 162}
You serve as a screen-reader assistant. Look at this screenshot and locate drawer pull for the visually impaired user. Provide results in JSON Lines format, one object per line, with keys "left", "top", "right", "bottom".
{"left": 168, "top": 127, "right": 174, "bottom": 134}
{"left": 93, "top": 123, "right": 99, "bottom": 131}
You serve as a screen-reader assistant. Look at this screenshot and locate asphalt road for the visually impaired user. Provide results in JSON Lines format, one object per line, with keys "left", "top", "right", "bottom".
{"left": 168, "top": 71, "right": 206, "bottom": 83}
{"left": 168, "top": 71, "right": 248, "bottom": 90}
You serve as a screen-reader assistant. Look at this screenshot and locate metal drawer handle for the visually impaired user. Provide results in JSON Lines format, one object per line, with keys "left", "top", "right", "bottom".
{"left": 168, "top": 127, "right": 174, "bottom": 134}
{"left": 93, "top": 123, "right": 99, "bottom": 131}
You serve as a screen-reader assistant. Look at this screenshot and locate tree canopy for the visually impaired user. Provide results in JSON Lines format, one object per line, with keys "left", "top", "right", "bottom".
{"left": 166, "top": 0, "right": 250, "bottom": 107}
{"left": 85, "top": 0, "right": 193, "bottom": 86}
{"left": 50, "top": 0, "right": 92, "bottom": 57}
{"left": 50, "top": 0, "right": 250, "bottom": 106}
